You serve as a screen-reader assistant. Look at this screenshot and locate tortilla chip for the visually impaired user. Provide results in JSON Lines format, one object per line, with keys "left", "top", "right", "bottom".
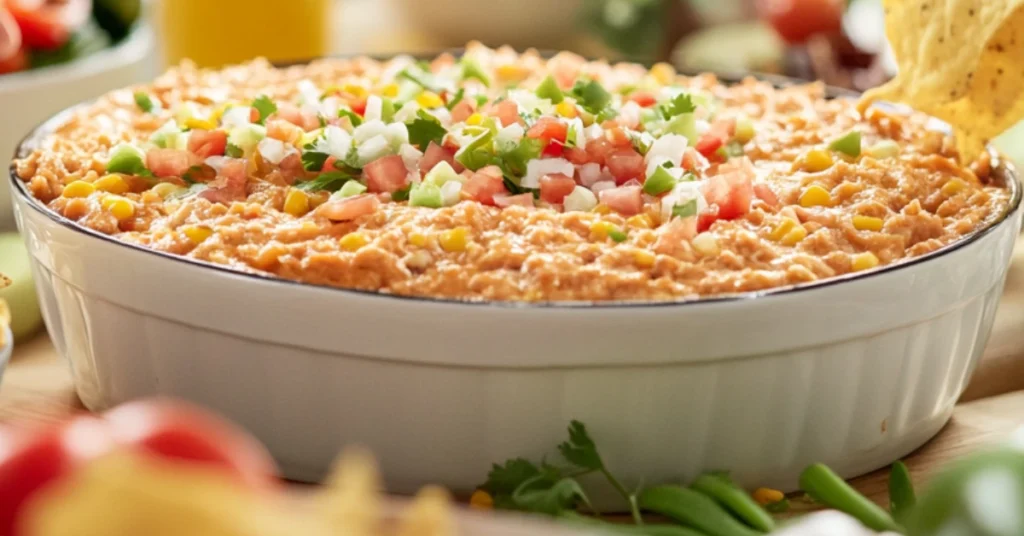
{"left": 318, "top": 448, "right": 385, "bottom": 536}
{"left": 860, "top": 0, "right": 1024, "bottom": 162}
{"left": 395, "top": 487, "right": 456, "bottom": 536}
{"left": 0, "top": 299, "right": 9, "bottom": 347}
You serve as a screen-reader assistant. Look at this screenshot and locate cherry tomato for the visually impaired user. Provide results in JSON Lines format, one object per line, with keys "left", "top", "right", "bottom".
{"left": 755, "top": 0, "right": 845, "bottom": 45}
{"left": 103, "top": 399, "right": 279, "bottom": 490}
{"left": 0, "top": 417, "right": 115, "bottom": 536}
{"left": 6, "top": 0, "right": 92, "bottom": 51}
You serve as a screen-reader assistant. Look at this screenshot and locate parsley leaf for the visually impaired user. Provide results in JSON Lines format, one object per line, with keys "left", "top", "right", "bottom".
{"left": 133, "top": 92, "right": 155, "bottom": 113}
{"left": 225, "top": 143, "right": 244, "bottom": 158}
{"left": 498, "top": 137, "right": 544, "bottom": 179}
{"left": 484, "top": 458, "right": 542, "bottom": 497}
{"left": 569, "top": 79, "right": 612, "bottom": 114}
{"left": 672, "top": 198, "right": 698, "bottom": 219}
{"left": 407, "top": 112, "right": 448, "bottom": 150}
{"left": 301, "top": 144, "right": 330, "bottom": 171}
{"left": 558, "top": 420, "right": 604, "bottom": 471}
{"left": 252, "top": 95, "right": 277, "bottom": 125}
{"left": 295, "top": 171, "right": 357, "bottom": 193}
{"left": 658, "top": 93, "right": 696, "bottom": 120}
{"left": 512, "top": 477, "right": 591, "bottom": 516}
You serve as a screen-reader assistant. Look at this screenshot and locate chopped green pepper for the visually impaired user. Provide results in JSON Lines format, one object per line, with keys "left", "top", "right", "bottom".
{"left": 608, "top": 229, "right": 628, "bottom": 243}
{"left": 106, "top": 144, "right": 148, "bottom": 175}
{"left": 134, "top": 92, "right": 155, "bottom": 113}
{"left": 460, "top": 57, "right": 491, "bottom": 87}
{"left": 409, "top": 183, "right": 443, "bottom": 208}
{"left": 336, "top": 180, "right": 368, "bottom": 198}
{"left": 829, "top": 130, "right": 862, "bottom": 157}
{"left": 535, "top": 75, "right": 564, "bottom": 104}
{"left": 643, "top": 166, "right": 677, "bottom": 196}
{"left": 672, "top": 199, "right": 698, "bottom": 219}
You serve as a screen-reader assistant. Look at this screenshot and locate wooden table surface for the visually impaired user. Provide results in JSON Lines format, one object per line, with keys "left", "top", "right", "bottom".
{"left": 2, "top": 236, "right": 1024, "bottom": 507}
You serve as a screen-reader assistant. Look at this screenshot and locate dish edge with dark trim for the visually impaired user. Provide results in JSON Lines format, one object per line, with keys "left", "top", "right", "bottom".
{"left": 8, "top": 57, "right": 1022, "bottom": 310}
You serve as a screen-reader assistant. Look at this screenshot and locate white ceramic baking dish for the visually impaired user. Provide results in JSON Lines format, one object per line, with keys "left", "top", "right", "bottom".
{"left": 8, "top": 79, "right": 1023, "bottom": 505}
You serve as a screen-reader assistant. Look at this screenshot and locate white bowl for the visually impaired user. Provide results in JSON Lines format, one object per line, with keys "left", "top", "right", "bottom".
{"left": 9, "top": 89, "right": 1023, "bottom": 505}
{"left": 0, "top": 24, "right": 155, "bottom": 230}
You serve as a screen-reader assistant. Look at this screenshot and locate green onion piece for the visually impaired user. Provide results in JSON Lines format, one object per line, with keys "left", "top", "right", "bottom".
{"left": 608, "top": 229, "right": 628, "bottom": 243}
{"left": 643, "top": 166, "right": 677, "bottom": 196}
{"left": 888, "top": 461, "right": 916, "bottom": 523}
{"left": 734, "top": 117, "right": 755, "bottom": 144}
{"left": 829, "top": 130, "right": 862, "bottom": 157}
{"left": 460, "top": 57, "right": 491, "bottom": 87}
{"left": 672, "top": 198, "right": 698, "bottom": 219}
{"left": 336, "top": 180, "right": 367, "bottom": 198}
{"left": 535, "top": 75, "right": 564, "bottom": 104}
{"left": 800, "top": 463, "right": 902, "bottom": 533}
{"left": 106, "top": 144, "right": 148, "bottom": 175}
{"left": 133, "top": 92, "right": 155, "bottom": 113}
{"left": 867, "top": 140, "right": 900, "bottom": 160}
{"left": 409, "top": 183, "right": 443, "bottom": 208}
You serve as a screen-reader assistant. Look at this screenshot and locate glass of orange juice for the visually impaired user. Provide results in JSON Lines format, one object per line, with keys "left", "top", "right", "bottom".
{"left": 157, "top": 0, "right": 332, "bottom": 68}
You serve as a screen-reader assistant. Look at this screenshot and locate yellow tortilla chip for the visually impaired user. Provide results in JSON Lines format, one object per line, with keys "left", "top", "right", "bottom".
{"left": 395, "top": 487, "right": 456, "bottom": 536}
{"left": 0, "top": 299, "right": 9, "bottom": 347}
{"left": 318, "top": 447, "right": 385, "bottom": 536}
{"left": 860, "top": 0, "right": 1024, "bottom": 162}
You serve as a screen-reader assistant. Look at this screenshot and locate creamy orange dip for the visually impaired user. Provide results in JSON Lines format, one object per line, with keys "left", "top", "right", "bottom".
{"left": 14, "top": 43, "right": 1011, "bottom": 302}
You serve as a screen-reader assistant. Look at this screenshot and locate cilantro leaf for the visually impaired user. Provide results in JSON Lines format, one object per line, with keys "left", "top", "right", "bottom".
{"left": 225, "top": 143, "right": 244, "bottom": 158}
{"left": 512, "top": 477, "right": 591, "bottom": 516}
{"left": 498, "top": 137, "right": 544, "bottom": 179}
{"left": 301, "top": 150, "right": 330, "bottom": 172}
{"left": 295, "top": 171, "right": 357, "bottom": 193}
{"left": 407, "top": 112, "right": 448, "bottom": 150}
{"left": 558, "top": 421, "right": 604, "bottom": 471}
{"left": 658, "top": 93, "right": 696, "bottom": 120}
{"left": 569, "top": 79, "right": 612, "bottom": 114}
{"left": 484, "top": 458, "right": 542, "bottom": 496}
{"left": 672, "top": 199, "right": 698, "bottom": 219}
{"left": 133, "top": 92, "right": 155, "bottom": 113}
{"left": 252, "top": 95, "right": 277, "bottom": 125}
{"left": 391, "top": 184, "right": 412, "bottom": 201}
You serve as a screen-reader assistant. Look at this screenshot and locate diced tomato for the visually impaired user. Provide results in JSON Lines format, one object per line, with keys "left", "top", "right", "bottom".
{"left": 278, "top": 153, "right": 305, "bottom": 184}
{"left": 598, "top": 185, "right": 642, "bottom": 216}
{"left": 198, "top": 159, "right": 248, "bottom": 204}
{"left": 548, "top": 52, "right": 584, "bottom": 89}
{"left": 321, "top": 156, "right": 338, "bottom": 173}
{"left": 755, "top": 0, "right": 844, "bottom": 45}
{"left": 348, "top": 96, "right": 367, "bottom": 117}
{"left": 316, "top": 194, "right": 381, "bottom": 221}
{"left": 565, "top": 147, "right": 589, "bottom": 165}
{"left": 462, "top": 165, "right": 508, "bottom": 206}
{"left": 701, "top": 159, "right": 755, "bottom": 220}
{"left": 266, "top": 119, "right": 303, "bottom": 145}
{"left": 364, "top": 155, "right": 409, "bottom": 194}
{"left": 528, "top": 118, "right": 568, "bottom": 156}
{"left": 274, "top": 104, "right": 319, "bottom": 131}
{"left": 147, "top": 149, "right": 196, "bottom": 179}
{"left": 0, "top": 46, "right": 27, "bottom": 75}
{"left": 605, "top": 148, "right": 645, "bottom": 185}
{"left": 7, "top": 0, "right": 91, "bottom": 50}
{"left": 493, "top": 193, "right": 535, "bottom": 208}
{"left": 628, "top": 91, "right": 658, "bottom": 108}
{"left": 708, "top": 118, "right": 736, "bottom": 141}
{"left": 542, "top": 139, "right": 565, "bottom": 157}
{"left": 697, "top": 205, "right": 720, "bottom": 233}
{"left": 585, "top": 138, "right": 616, "bottom": 167}
{"left": 490, "top": 100, "right": 521, "bottom": 127}
{"left": 753, "top": 183, "right": 780, "bottom": 208}
{"left": 450, "top": 99, "right": 476, "bottom": 124}
{"left": 539, "top": 173, "right": 576, "bottom": 204}
{"left": 604, "top": 126, "right": 631, "bottom": 147}
{"left": 187, "top": 130, "right": 228, "bottom": 159}
{"left": 681, "top": 148, "right": 701, "bottom": 171}
{"left": 419, "top": 142, "right": 464, "bottom": 174}
{"left": 695, "top": 134, "right": 724, "bottom": 158}
{"left": 442, "top": 136, "right": 461, "bottom": 153}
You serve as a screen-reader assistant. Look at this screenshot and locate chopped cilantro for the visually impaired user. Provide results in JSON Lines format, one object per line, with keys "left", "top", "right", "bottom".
{"left": 252, "top": 95, "right": 277, "bottom": 125}
{"left": 498, "top": 137, "right": 544, "bottom": 178}
{"left": 658, "top": 93, "right": 696, "bottom": 120}
{"left": 569, "top": 79, "right": 612, "bottom": 114}
{"left": 445, "top": 88, "right": 466, "bottom": 111}
{"left": 133, "top": 92, "right": 155, "bottom": 113}
{"left": 391, "top": 184, "right": 412, "bottom": 201}
{"left": 672, "top": 198, "right": 698, "bottom": 219}
{"left": 295, "top": 171, "right": 357, "bottom": 192}
{"left": 318, "top": 114, "right": 328, "bottom": 128}
{"left": 225, "top": 143, "right": 244, "bottom": 158}
{"left": 337, "top": 108, "right": 363, "bottom": 127}
{"left": 407, "top": 112, "right": 448, "bottom": 150}
{"left": 301, "top": 150, "right": 330, "bottom": 172}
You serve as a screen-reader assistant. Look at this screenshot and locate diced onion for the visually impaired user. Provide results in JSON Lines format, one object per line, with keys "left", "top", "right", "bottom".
{"left": 363, "top": 95, "right": 383, "bottom": 123}
{"left": 393, "top": 101, "right": 421, "bottom": 123}
{"left": 618, "top": 101, "right": 642, "bottom": 129}
{"left": 357, "top": 135, "right": 391, "bottom": 165}
{"left": 321, "top": 126, "right": 353, "bottom": 160}
{"left": 399, "top": 143, "right": 423, "bottom": 171}
{"left": 578, "top": 163, "right": 608, "bottom": 188}
{"left": 645, "top": 134, "right": 688, "bottom": 168}
{"left": 567, "top": 118, "right": 587, "bottom": 150}
{"left": 522, "top": 157, "right": 574, "bottom": 188}
{"left": 258, "top": 138, "right": 297, "bottom": 165}
{"left": 353, "top": 120, "right": 388, "bottom": 144}
{"left": 508, "top": 89, "right": 553, "bottom": 116}
{"left": 563, "top": 186, "right": 598, "bottom": 212}
{"left": 297, "top": 79, "right": 321, "bottom": 106}
{"left": 590, "top": 180, "right": 616, "bottom": 195}
{"left": 660, "top": 180, "right": 708, "bottom": 223}
{"left": 495, "top": 123, "right": 525, "bottom": 152}
{"left": 319, "top": 96, "right": 342, "bottom": 119}
{"left": 221, "top": 106, "right": 253, "bottom": 129}
{"left": 384, "top": 122, "right": 410, "bottom": 150}
{"left": 441, "top": 181, "right": 463, "bottom": 206}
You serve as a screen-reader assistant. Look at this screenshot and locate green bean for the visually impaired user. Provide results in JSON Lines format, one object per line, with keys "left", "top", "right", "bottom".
{"left": 799, "top": 463, "right": 903, "bottom": 533}
{"left": 638, "top": 485, "right": 763, "bottom": 536}
{"left": 558, "top": 511, "right": 710, "bottom": 536}
{"left": 888, "top": 461, "right": 916, "bottom": 523}
{"left": 691, "top": 474, "right": 775, "bottom": 532}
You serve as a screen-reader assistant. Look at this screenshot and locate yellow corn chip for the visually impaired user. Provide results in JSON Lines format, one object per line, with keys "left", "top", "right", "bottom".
{"left": 0, "top": 299, "right": 9, "bottom": 348}
{"left": 860, "top": 0, "right": 1024, "bottom": 162}
{"left": 318, "top": 447, "right": 385, "bottom": 536}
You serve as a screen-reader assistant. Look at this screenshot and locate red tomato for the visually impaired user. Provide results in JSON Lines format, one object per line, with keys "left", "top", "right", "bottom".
{"left": 585, "top": 138, "right": 616, "bottom": 167}
{"left": 598, "top": 185, "right": 642, "bottom": 216}
{"left": 348, "top": 96, "right": 367, "bottom": 117}
{"left": 449, "top": 99, "right": 475, "bottom": 124}
{"left": 694, "top": 134, "right": 724, "bottom": 158}
{"left": 7, "top": 0, "right": 91, "bottom": 50}
{"left": 462, "top": 165, "right": 508, "bottom": 206}
{"left": 187, "top": 130, "right": 228, "bottom": 159}
{"left": 755, "top": 0, "right": 845, "bottom": 45}
{"left": 0, "top": 417, "right": 115, "bottom": 536}
{"left": 628, "top": 91, "right": 658, "bottom": 108}
{"left": 604, "top": 126, "right": 631, "bottom": 147}
{"left": 0, "top": 46, "right": 27, "bottom": 75}
{"left": 681, "top": 148, "right": 702, "bottom": 171}
{"left": 493, "top": 193, "right": 535, "bottom": 208}
{"left": 753, "top": 183, "right": 780, "bottom": 208}
{"left": 364, "top": 155, "right": 409, "bottom": 194}
{"left": 317, "top": 194, "right": 381, "bottom": 221}
{"left": 527, "top": 117, "right": 569, "bottom": 146}
{"left": 321, "top": 156, "right": 338, "bottom": 173}
{"left": 605, "top": 148, "right": 645, "bottom": 185}
{"left": 197, "top": 159, "right": 248, "bottom": 204}
{"left": 419, "top": 142, "right": 464, "bottom": 174}
{"left": 104, "top": 399, "right": 278, "bottom": 490}
{"left": 702, "top": 162, "right": 755, "bottom": 220}
{"left": 697, "top": 205, "right": 720, "bottom": 233}
{"left": 564, "top": 146, "right": 589, "bottom": 165}
{"left": 274, "top": 103, "right": 320, "bottom": 131}
{"left": 490, "top": 100, "right": 521, "bottom": 127}
{"left": 708, "top": 118, "right": 736, "bottom": 141}
{"left": 146, "top": 149, "right": 196, "bottom": 178}
{"left": 539, "top": 173, "right": 576, "bottom": 204}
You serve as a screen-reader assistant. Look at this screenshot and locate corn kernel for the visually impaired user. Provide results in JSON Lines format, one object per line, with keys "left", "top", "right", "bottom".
{"left": 556, "top": 101, "right": 578, "bottom": 118}
{"left": 852, "top": 215, "right": 884, "bottom": 232}
{"left": 803, "top": 149, "right": 834, "bottom": 172}
{"left": 769, "top": 218, "right": 797, "bottom": 241}
{"left": 184, "top": 117, "right": 216, "bottom": 131}
{"left": 633, "top": 249, "right": 656, "bottom": 268}
{"left": 692, "top": 233, "right": 721, "bottom": 256}
{"left": 852, "top": 251, "right": 880, "bottom": 272}
{"left": 283, "top": 189, "right": 311, "bottom": 217}
{"left": 626, "top": 214, "right": 653, "bottom": 229}
{"left": 94, "top": 174, "right": 130, "bottom": 194}
{"left": 416, "top": 91, "right": 444, "bottom": 109}
{"left": 465, "top": 113, "right": 484, "bottom": 126}
{"left": 590, "top": 221, "right": 617, "bottom": 239}
{"left": 409, "top": 232, "right": 428, "bottom": 248}
{"left": 469, "top": 490, "right": 494, "bottom": 510}
{"left": 439, "top": 227, "right": 470, "bottom": 252}
{"left": 380, "top": 83, "right": 399, "bottom": 98}
{"left": 753, "top": 488, "right": 785, "bottom": 506}
{"left": 650, "top": 62, "right": 676, "bottom": 85}
{"left": 496, "top": 64, "right": 529, "bottom": 82}
{"left": 592, "top": 204, "right": 612, "bottom": 215}
{"left": 342, "top": 84, "right": 368, "bottom": 98}
{"left": 941, "top": 178, "right": 968, "bottom": 196}
{"left": 799, "top": 184, "right": 833, "bottom": 208}
{"left": 101, "top": 196, "right": 135, "bottom": 221}
{"left": 780, "top": 226, "right": 808, "bottom": 246}
{"left": 62, "top": 180, "right": 96, "bottom": 198}
{"left": 340, "top": 232, "right": 370, "bottom": 252}
{"left": 183, "top": 225, "right": 214, "bottom": 245}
